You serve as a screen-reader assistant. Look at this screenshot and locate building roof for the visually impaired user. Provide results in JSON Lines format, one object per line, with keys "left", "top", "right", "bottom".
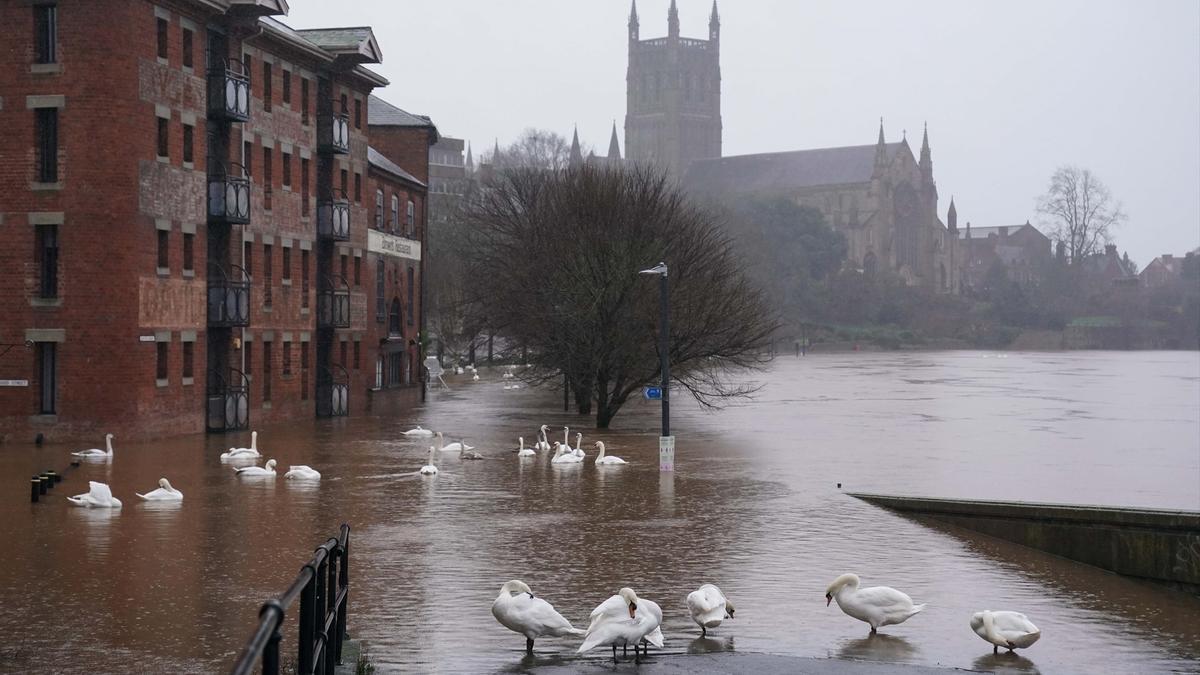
{"left": 685, "top": 143, "right": 905, "bottom": 193}
{"left": 294, "top": 27, "right": 382, "bottom": 63}
{"left": 368, "top": 147, "right": 426, "bottom": 188}
{"left": 258, "top": 18, "right": 388, "bottom": 86}
{"left": 368, "top": 95, "right": 437, "bottom": 133}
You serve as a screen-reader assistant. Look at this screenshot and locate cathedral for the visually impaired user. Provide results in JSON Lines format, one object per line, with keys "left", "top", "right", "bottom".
{"left": 615, "top": 1, "right": 960, "bottom": 290}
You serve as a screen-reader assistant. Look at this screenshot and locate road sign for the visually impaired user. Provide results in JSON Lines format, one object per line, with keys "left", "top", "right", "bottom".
{"left": 659, "top": 435, "right": 675, "bottom": 472}
{"left": 643, "top": 386, "right": 662, "bottom": 400}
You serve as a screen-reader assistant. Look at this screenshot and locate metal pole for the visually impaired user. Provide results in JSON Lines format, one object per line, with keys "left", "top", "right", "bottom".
{"left": 659, "top": 272, "right": 669, "bottom": 437}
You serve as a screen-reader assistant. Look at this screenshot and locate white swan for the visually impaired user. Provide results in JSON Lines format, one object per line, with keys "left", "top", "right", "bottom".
{"left": 284, "top": 465, "right": 322, "bottom": 480}
{"left": 419, "top": 446, "right": 438, "bottom": 475}
{"left": 572, "top": 432, "right": 586, "bottom": 459}
{"left": 970, "top": 610, "right": 1041, "bottom": 653}
{"left": 594, "top": 441, "right": 627, "bottom": 465}
{"left": 72, "top": 433, "right": 114, "bottom": 458}
{"left": 536, "top": 425, "right": 551, "bottom": 452}
{"left": 517, "top": 437, "right": 537, "bottom": 458}
{"left": 68, "top": 481, "right": 122, "bottom": 508}
{"left": 136, "top": 477, "right": 183, "bottom": 501}
{"left": 687, "top": 584, "right": 734, "bottom": 636}
{"left": 235, "top": 458, "right": 277, "bottom": 477}
{"left": 826, "top": 573, "right": 925, "bottom": 633}
{"left": 221, "top": 431, "right": 261, "bottom": 460}
{"left": 455, "top": 366, "right": 464, "bottom": 375}
{"left": 435, "top": 431, "right": 474, "bottom": 453}
{"left": 460, "top": 445, "right": 485, "bottom": 460}
{"left": 473, "top": 373, "right": 480, "bottom": 382}
{"left": 402, "top": 426, "right": 435, "bottom": 438}
{"left": 492, "top": 580, "right": 585, "bottom": 654}
{"left": 551, "top": 442, "right": 583, "bottom": 464}
{"left": 578, "top": 587, "right": 664, "bottom": 663}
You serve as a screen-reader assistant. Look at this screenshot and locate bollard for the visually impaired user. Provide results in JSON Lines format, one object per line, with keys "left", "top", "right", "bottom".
{"left": 42, "top": 472, "right": 55, "bottom": 490}
{"left": 31, "top": 477, "right": 40, "bottom": 503}
{"left": 38, "top": 475, "right": 49, "bottom": 495}
{"left": 48, "top": 470, "right": 60, "bottom": 484}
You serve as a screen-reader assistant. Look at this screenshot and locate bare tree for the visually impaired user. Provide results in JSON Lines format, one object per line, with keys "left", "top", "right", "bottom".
{"left": 1036, "top": 166, "right": 1126, "bottom": 263}
{"left": 466, "top": 164, "right": 777, "bottom": 427}
{"left": 494, "top": 128, "right": 583, "bottom": 172}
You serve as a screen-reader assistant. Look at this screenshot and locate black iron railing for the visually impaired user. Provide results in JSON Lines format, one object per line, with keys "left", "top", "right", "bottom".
{"left": 206, "top": 367, "right": 250, "bottom": 432}
{"left": 230, "top": 524, "right": 351, "bottom": 675}
{"left": 207, "top": 263, "right": 251, "bottom": 327}
{"left": 208, "top": 162, "right": 251, "bottom": 224}
{"left": 316, "top": 364, "right": 349, "bottom": 418}
{"left": 318, "top": 112, "right": 350, "bottom": 155}
{"left": 317, "top": 275, "right": 351, "bottom": 329}
{"left": 317, "top": 189, "right": 350, "bottom": 241}
{"left": 208, "top": 58, "right": 251, "bottom": 122}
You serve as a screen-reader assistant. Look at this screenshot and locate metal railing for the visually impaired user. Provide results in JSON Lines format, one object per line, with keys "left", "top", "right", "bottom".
{"left": 230, "top": 524, "right": 351, "bottom": 675}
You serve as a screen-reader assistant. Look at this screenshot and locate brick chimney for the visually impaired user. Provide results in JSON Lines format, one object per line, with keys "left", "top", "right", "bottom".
{"left": 1106, "top": 244, "right": 1118, "bottom": 257}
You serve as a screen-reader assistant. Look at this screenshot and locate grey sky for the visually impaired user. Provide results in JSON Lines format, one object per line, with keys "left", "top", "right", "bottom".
{"left": 287, "top": 1, "right": 1200, "bottom": 265}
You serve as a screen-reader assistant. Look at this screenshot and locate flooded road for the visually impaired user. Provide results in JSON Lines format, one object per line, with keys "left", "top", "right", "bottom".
{"left": 1, "top": 351, "right": 1198, "bottom": 674}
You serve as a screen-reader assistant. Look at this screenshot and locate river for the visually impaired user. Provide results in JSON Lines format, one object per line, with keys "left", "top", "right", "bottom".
{"left": 1, "top": 351, "right": 1197, "bottom": 673}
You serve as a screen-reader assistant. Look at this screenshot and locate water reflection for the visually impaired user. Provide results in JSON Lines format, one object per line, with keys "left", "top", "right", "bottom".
{"left": 972, "top": 651, "right": 1042, "bottom": 674}
{"left": 687, "top": 635, "right": 735, "bottom": 654}
{"left": 836, "top": 633, "right": 919, "bottom": 661}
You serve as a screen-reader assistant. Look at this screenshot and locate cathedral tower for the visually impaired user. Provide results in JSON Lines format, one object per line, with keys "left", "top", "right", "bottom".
{"left": 625, "top": 1, "right": 723, "bottom": 175}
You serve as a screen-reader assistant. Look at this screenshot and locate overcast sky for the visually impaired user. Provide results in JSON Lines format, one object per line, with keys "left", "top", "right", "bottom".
{"left": 286, "top": 1, "right": 1200, "bottom": 265}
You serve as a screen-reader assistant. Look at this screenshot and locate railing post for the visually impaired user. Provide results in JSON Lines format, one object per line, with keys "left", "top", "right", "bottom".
{"left": 325, "top": 545, "right": 339, "bottom": 674}
{"left": 336, "top": 526, "right": 350, "bottom": 665}
{"left": 314, "top": 551, "right": 329, "bottom": 675}
{"left": 298, "top": 564, "right": 317, "bottom": 675}
{"left": 261, "top": 600, "right": 285, "bottom": 675}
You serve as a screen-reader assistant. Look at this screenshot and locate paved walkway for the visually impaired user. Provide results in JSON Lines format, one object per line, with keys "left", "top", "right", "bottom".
{"left": 506, "top": 652, "right": 982, "bottom": 674}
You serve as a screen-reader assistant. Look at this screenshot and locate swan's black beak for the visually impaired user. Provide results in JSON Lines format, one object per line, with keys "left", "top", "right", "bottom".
{"left": 825, "top": 593, "right": 833, "bottom": 607}
{"left": 628, "top": 603, "right": 637, "bottom": 619}
{"left": 527, "top": 592, "right": 535, "bottom": 599}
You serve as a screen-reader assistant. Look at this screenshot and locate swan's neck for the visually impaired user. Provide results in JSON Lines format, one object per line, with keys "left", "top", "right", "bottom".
{"left": 981, "top": 611, "right": 1005, "bottom": 644}
{"left": 250, "top": 432, "right": 257, "bottom": 451}
{"left": 563, "top": 427, "right": 569, "bottom": 443}
{"left": 436, "top": 434, "right": 444, "bottom": 450}
{"left": 106, "top": 437, "right": 114, "bottom": 454}
{"left": 518, "top": 437, "right": 525, "bottom": 450}
{"left": 596, "top": 443, "right": 606, "bottom": 459}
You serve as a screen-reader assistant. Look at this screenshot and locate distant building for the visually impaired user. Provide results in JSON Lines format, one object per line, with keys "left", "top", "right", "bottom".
{"left": 1140, "top": 252, "right": 1193, "bottom": 288}
{"left": 1080, "top": 244, "right": 1140, "bottom": 287}
{"left": 958, "top": 221, "right": 1052, "bottom": 289}
{"left": 429, "top": 136, "right": 469, "bottom": 197}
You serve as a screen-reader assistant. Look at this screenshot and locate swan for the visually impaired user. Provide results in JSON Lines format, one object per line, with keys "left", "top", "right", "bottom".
{"left": 136, "top": 477, "right": 183, "bottom": 501}
{"left": 460, "top": 445, "right": 485, "bottom": 460}
{"left": 536, "top": 425, "right": 552, "bottom": 452}
{"left": 578, "top": 587, "right": 664, "bottom": 664}
{"left": 235, "top": 458, "right": 277, "bottom": 477}
{"left": 572, "top": 432, "right": 586, "bottom": 459}
{"left": 72, "top": 433, "right": 114, "bottom": 458}
{"left": 473, "top": 373, "right": 480, "bottom": 382}
{"left": 492, "top": 580, "right": 584, "bottom": 654}
{"left": 551, "top": 442, "right": 583, "bottom": 464}
{"left": 517, "top": 437, "right": 537, "bottom": 458}
{"left": 594, "top": 441, "right": 627, "bottom": 465}
{"left": 455, "top": 366, "right": 464, "bottom": 375}
{"left": 687, "top": 584, "right": 734, "bottom": 636}
{"left": 419, "top": 446, "right": 438, "bottom": 475}
{"left": 221, "top": 431, "right": 261, "bottom": 459}
{"left": 970, "top": 610, "right": 1040, "bottom": 653}
{"left": 435, "top": 432, "right": 474, "bottom": 453}
{"left": 402, "top": 426, "right": 435, "bottom": 438}
{"left": 826, "top": 573, "right": 925, "bottom": 634}
{"left": 68, "top": 481, "right": 122, "bottom": 508}
{"left": 285, "top": 465, "right": 322, "bottom": 480}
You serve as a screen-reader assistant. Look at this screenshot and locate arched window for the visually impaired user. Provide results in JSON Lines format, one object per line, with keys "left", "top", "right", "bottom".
{"left": 374, "top": 189, "right": 383, "bottom": 229}
{"left": 388, "top": 297, "right": 402, "bottom": 336}
{"left": 390, "top": 195, "right": 399, "bottom": 232}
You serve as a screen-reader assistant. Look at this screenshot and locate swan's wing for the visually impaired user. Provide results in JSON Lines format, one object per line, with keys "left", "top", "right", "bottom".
{"left": 587, "top": 595, "right": 625, "bottom": 628}
{"left": 89, "top": 482, "right": 113, "bottom": 503}
{"left": 523, "top": 596, "right": 584, "bottom": 636}
{"left": 992, "top": 611, "right": 1038, "bottom": 636}
{"left": 856, "top": 585, "right": 914, "bottom": 609}
{"left": 687, "top": 588, "right": 723, "bottom": 615}
{"left": 644, "top": 625, "right": 665, "bottom": 647}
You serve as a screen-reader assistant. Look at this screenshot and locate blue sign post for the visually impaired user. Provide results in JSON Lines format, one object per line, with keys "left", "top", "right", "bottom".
{"left": 643, "top": 386, "right": 662, "bottom": 400}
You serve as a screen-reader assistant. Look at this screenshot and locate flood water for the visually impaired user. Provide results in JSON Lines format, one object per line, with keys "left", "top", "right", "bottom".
{"left": 1, "top": 351, "right": 1198, "bottom": 674}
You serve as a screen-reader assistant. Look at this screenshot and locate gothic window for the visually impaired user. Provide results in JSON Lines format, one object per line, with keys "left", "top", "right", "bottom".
{"left": 863, "top": 252, "right": 878, "bottom": 278}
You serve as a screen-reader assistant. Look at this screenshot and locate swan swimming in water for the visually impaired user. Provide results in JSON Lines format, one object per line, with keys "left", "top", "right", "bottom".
{"left": 460, "top": 445, "right": 485, "bottom": 460}
{"left": 536, "top": 425, "right": 551, "bottom": 452}
{"left": 578, "top": 587, "right": 664, "bottom": 664}
{"left": 491, "top": 580, "right": 584, "bottom": 654}
{"left": 687, "top": 584, "right": 734, "bottom": 636}
{"left": 550, "top": 442, "right": 583, "bottom": 464}
{"left": 572, "top": 432, "right": 587, "bottom": 459}
{"left": 68, "top": 481, "right": 122, "bottom": 508}
{"left": 136, "top": 478, "right": 183, "bottom": 501}
{"left": 419, "top": 446, "right": 439, "bottom": 475}
{"left": 235, "top": 458, "right": 277, "bottom": 477}
{"left": 436, "top": 432, "right": 474, "bottom": 453}
{"left": 402, "top": 426, "right": 435, "bottom": 438}
{"left": 826, "top": 573, "right": 925, "bottom": 634}
{"left": 221, "top": 431, "right": 262, "bottom": 460}
{"left": 593, "top": 441, "right": 627, "bottom": 465}
{"left": 517, "top": 437, "right": 537, "bottom": 458}
{"left": 284, "top": 465, "right": 322, "bottom": 480}
{"left": 72, "top": 433, "right": 114, "bottom": 458}
{"left": 970, "top": 610, "right": 1041, "bottom": 653}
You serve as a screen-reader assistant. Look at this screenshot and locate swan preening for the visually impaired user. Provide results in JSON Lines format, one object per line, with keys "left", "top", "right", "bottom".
{"left": 234, "top": 458, "right": 277, "bottom": 477}
{"left": 420, "top": 446, "right": 439, "bottom": 475}
{"left": 971, "top": 610, "right": 1040, "bottom": 653}
{"left": 136, "top": 478, "right": 183, "bottom": 501}
{"left": 284, "top": 465, "right": 322, "bottom": 480}
{"left": 687, "top": 584, "right": 734, "bottom": 636}
{"left": 436, "top": 432, "right": 474, "bottom": 453}
{"left": 221, "top": 431, "right": 261, "bottom": 460}
{"left": 68, "top": 481, "right": 122, "bottom": 508}
{"left": 579, "top": 587, "right": 664, "bottom": 664}
{"left": 593, "top": 441, "right": 627, "bottom": 465}
{"left": 826, "top": 573, "right": 925, "bottom": 634}
{"left": 516, "top": 437, "right": 536, "bottom": 457}
{"left": 491, "top": 580, "right": 584, "bottom": 654}
{"left": 72, "top": 433, "right": 114, "bottom": 458}
{"left": 551, "top": 442, "right": 583, "bottom": 464}
{"left": 402, "top": 426, "right": 435, "bottom": 438}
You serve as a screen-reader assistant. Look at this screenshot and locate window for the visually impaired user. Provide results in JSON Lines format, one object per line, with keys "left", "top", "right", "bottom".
{"left": 157, "top": 229, "right": 169, "bottom": 270}
{"left": 34, "top": 5, "right": 57, "bottom": 64}
{"left": 35, "top": 108, "right": 57, "bottom": 182}
{"left": 182, "top": 123, "right": 194, "bottom": 164}
{"left": 407, "top": 200, "right": 415, "bottom": 236}
{"left": 375, "top": 356, "right": 383, "bottom": 389}
{"left": 181, "top": 28, "right": 193, "bottom": 68}
{"left": 340, "top": 93, "right": 348, "bottom": 114}
{"left": 35, "top": 224, "right": 58, "bottom": 298}
{"left": 243, "top": 54, "right": 251, "bottom": 91}
{"left": 376, "top": 261, "right": 385, "bottom": 323}
{"left": 300, "top": 342, "right": 309, "bottom": 400}
{"left": 157, "top": 116, "right": 169, "bottom": 159}
{"left": 301, "top": 249, "right": 310, "bottom": 308}
{"left": 300, "top": 158, "right": 310, "bottom": 216}
{"left": 354, "top": 98, "right": 361, "bottom": 129}
{"left": 340, "top": 169, "right": 348, "bottom": 197}
{"left": 243, "top": 240, "right": 252, "bottom": 276}
{"left": 262, "top": 62, "right": 272, "bottom": 111}
{"left": 156, "top": 341, "right": 169, "bottom": 381}
{"left": 353, "top": 341, "right": 360, "bottom": 370}
{"left": 157, "top": 17, "right": 168, "bottom": 60}
{"left": 243, "top": 140, "right": 253, "bottom": 177}
{"left": 282, "top": 340, "right": 292, "bottom": 376}
{"left": 390, "top": 195, "right": 399, "bottom": 231}
{"left": 183, "top": 232, "right": 194, "bottom": 272}
{"left": 263, "top": 243, "right": 273, "bottom": 306}
{"left": 281, "top": 246, "right": 291, "bottom": 282}
{"left": 389, "top": 298, "right": 402, "bottom": 336}
{"left": 244, "top": 340, "right": 253, "bottom": 381}
{"left": 182, "top": 341, "right": 194, "bottom": 379}
{"left": 262, "top": 341, "right": 272, "bottom": 401}
{"left": 263, "top": 147, "right": 272, "bottom": 209}
{"left": 375, "top": 190, "right": 384, "bottom": 229}
{"left": 354, "top": 172, "right": 362, "bottom": 203}
{"left": 282, "top": 70, "right": 291, "bottom": 104}
{"left": 353, "top": 256, "right": 361, "bottom": 286}
{"left": 300, "top": 78, "right": 309, "bottom": 124}
{"left": 407, "top": 267, "right": 415, "bottom": 325}
{"left": 340, "top": 341, "right": 347, "bottom": 368}
{"left": 281, "top": 152, "right": 291, "bottom": 188}
{"left": 37, "top": 343, "right": 56, "bottom": 414}
{"left": 340, "top": 253, "right": 348, "bottom": 281}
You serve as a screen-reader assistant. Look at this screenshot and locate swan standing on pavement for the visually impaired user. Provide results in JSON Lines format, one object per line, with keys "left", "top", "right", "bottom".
{"left": 436, "top": 431, "right": 474, "bottom": 453}
{"left": 517, "top": 437, "right": 537, "bottom": 458}
{"left": 234, "top": 459, "right": 277, "bottom": 477}
{"left": 551, "top": 442, "right": 583, "bottom": 464}
{"left": 68, "top": 481, "right": 122, "bottom": 508}
{"left": 578, "top": 587, "right": 664, "bottom": 664}
{"left": 72, "top": 433, "right": 114, "bottom": 458}
{"left": 221, "top": 431, "right": 261, "bottom": 460}
{"left": 491, "top": 580, "right": 584, "bottom": 654}
{"left": 825, "top": 573, "right": 925, "bottom": 634}
{"left": 284, "top": 465, "right": 322, "bottom": 480}
{"left": 402, "top": 426, "right": 434, "bottom": 438}
{"left": 419, "top": 447, "right": 439, "bottom": 475}
{"left": 970, "top": 610, "right": 1041, "bottom": 653}
{"left": 593, "top": 441, "right": 627, "bottom": 465}
{"left": 687, "top": 584, "right": 735, "bottom": 636}
{"left": 136, "top": 478, "right": 183, "bottom": 501}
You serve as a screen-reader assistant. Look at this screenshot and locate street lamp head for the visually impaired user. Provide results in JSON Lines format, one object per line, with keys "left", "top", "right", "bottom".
{"left": 639, "top": 262, "right": 668, "bottom": 277}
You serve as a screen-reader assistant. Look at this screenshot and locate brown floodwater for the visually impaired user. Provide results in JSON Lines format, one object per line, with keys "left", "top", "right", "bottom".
{"left": 1, "top": 351, "right": 1198, "bottom": 674}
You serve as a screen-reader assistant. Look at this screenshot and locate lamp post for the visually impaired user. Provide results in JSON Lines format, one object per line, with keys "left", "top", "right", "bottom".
{"left": 639, "top": 261, "right": 673, "bottom": 471}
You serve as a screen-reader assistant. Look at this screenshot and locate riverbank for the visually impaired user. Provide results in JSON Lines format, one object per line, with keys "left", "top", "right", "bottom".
{"left": 517, "top": 652, "right": 981, "bottom": 674}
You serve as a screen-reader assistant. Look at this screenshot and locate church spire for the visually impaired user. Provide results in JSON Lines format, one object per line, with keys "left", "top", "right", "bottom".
{"left": 709, "top": 1, "right": 720, "bottom": 41}
{"left": 919, "top": 121, "right": 933, "bottom": 183}
{"left": 668, "top": 0, "right": 679, "bottom": 39}
{"left": 569, "top": 126, "right": 583, "bottom": 169}
{"left": 947, "top": 195, "right": 957, "bottom": 232}
{"left": 629, "top": 0, "right": 639, "bottom": 42}
{"left": 492, "top": 138, "right": 501, "bottom": 167}
{"left": 608, "top": 121, "right": 622, "bottom": 160}
{"left": 465, "top": 142, "right": 474, "bottom": 173}
{"left": 874, "top": 118, "right": 887, "bottom": 174}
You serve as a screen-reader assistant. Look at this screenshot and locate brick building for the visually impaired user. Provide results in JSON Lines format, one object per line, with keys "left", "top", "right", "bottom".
{"left": 0, "top": 1, "right": 433, "bottom": 442}
{"left": 957, "top": 221, "right": 1053, "bottom": 291}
